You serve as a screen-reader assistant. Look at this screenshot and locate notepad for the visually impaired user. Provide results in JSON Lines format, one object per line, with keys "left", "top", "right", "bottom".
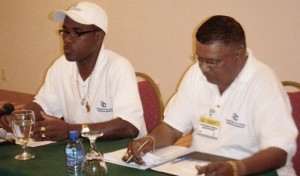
{"left": 103, "top": 145, "right": 193, "bottom": 170}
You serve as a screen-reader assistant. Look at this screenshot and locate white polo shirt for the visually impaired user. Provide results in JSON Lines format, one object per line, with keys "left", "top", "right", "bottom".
{"left": 164, "top": 49, "right": 298, "bottom": 175}
{"left": 34, "top": 46, "right": 147, "bottom": 138}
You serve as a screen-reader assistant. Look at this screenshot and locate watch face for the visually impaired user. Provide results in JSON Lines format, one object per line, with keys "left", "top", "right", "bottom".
{"left": 81, "top": 124, "right": 90, "bottom": 133}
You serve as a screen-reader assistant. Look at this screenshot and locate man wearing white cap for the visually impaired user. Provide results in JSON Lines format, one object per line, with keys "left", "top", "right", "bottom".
{"left": 1, "top": 1, "right": 147, "bottom": 141}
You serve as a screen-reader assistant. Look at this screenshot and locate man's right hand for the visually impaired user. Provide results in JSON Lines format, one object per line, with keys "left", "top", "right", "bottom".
{"left": 122, "top": 123, "right": 182, "bottom": 165}
{"left": 122, "top": 136, "right": 155, "bottom": 165}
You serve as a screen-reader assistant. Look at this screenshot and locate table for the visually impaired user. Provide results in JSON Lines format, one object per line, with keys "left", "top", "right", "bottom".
{"left": 0, "top": 138, "right": 277, "bottom": 176}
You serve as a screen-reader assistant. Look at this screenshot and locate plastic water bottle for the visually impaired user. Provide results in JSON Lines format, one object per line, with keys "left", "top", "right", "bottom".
{"left": 65, "top": 131, "right": 84, "bottom": 176}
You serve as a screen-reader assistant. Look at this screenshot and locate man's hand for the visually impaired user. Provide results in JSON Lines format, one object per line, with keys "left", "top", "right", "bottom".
{"left": 196, "top": 161, "right": 235, "bottom": 176}
{"left": 122, "top": 136, "right": 154, "bottom": 165}
{"left": 0, "top": 115, "right": 12, "bottom": 132}
{"left": 33, "top": 111, "right": 69, "bottom": 141}
{"left": 122, "top": 123, "right": 182, "bottom": 165}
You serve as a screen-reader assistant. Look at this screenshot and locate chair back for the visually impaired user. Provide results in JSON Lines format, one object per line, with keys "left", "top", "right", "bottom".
{"left": 136, "top": 72, "right": 164, "bottom": 133}
{"left": 282, "top": 81, "right": 300, "bottom": 175}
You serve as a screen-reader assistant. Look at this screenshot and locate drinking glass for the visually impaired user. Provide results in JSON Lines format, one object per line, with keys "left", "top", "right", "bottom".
{"left": 81, "top": 131, "right": 107, "bottom": 176}
{"left": 11, "top": 110, "right": 35, "bottom": 160}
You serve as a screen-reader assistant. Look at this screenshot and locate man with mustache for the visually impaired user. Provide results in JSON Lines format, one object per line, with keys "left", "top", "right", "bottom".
{"left": 123, "top": 15, "right": 298, "bottom": 176}
{"left": 1, "top": 1, "right": 147, "bottom": 141}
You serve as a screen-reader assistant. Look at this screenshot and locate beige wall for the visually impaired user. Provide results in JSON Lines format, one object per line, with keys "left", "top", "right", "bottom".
{"left": 1, "top": 0, "right": 300, "bottom": 103}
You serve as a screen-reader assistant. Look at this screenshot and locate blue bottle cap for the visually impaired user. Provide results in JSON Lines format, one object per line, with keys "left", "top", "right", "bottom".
{"left": 69, "top": 131, "right": 79, "bottom": 140}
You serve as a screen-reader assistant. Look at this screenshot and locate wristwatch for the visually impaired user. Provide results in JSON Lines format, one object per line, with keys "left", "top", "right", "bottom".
{"left": 81, "top": 123, "right": 90, "bottom": 133}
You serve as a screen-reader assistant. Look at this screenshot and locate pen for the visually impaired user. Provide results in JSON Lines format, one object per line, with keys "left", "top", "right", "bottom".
{"left": 126, "top": 139, "right": 149, "bottom": 163}
{"left": 171, "top": 157, "right": 188, "bottom": 164}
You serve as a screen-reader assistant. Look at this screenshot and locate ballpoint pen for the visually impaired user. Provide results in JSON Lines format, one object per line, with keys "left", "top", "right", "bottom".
{"left": 126, "top": 139, "right": 149, "bottom": 163}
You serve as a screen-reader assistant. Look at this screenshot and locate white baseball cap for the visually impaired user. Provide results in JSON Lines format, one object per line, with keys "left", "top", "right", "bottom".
{"left": 51, "top": 1, "right": 108, "bottom": 33}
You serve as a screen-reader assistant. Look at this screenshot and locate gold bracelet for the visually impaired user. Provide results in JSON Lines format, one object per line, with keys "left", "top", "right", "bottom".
{"left": 228, "top": 161, "right": 239, "bottom": 176}
{"left": 144, "top": 135, "right": 155, "bottom": 151}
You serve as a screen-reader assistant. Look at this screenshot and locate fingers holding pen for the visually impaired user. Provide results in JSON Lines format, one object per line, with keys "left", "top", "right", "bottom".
{"left": 122, "top": 140, "right": 145, "bottom": 165}
{"left": 122, "top": 137, "right": 154, "bottom": 165}
{"left": 130, "top": 139, "right": 150, "bottom": 164}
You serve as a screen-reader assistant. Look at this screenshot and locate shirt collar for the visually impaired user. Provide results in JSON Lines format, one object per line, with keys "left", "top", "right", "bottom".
{"left": 234, "top": 48, "right": 257, "bottom": 83}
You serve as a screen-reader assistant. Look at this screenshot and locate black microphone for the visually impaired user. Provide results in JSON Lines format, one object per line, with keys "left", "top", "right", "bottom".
{"left": 0, "top": 103, "right": 15, "bottom": 117}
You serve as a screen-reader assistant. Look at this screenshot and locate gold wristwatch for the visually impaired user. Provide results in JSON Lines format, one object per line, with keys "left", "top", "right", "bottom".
{"left": 81, "top": 123, "right": 90, "bottom": 133}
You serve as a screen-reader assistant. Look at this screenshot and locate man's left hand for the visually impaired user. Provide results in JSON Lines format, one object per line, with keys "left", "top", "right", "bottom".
{"left": 196, "top": 161, "right": 234, "bottom": 176}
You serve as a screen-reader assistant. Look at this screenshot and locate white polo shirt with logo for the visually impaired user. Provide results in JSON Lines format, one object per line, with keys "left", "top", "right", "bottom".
{"left": 164, "top": 49, "right": 298, "bottom": 175}
{"left": 34, "top": 46, "right": 147, "bottom": 138}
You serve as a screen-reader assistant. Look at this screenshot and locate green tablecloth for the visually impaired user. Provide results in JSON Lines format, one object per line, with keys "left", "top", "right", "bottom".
{"left": 0, "top": 138, "right": 277, "bottom": 176}
{"left": 0, "top": 138, "right": 168, "bottom": 176}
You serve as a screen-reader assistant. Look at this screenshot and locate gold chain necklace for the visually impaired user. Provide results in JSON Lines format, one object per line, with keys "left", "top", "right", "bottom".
{"left": 76, "top": 67, "right": 92, "bottom": 112}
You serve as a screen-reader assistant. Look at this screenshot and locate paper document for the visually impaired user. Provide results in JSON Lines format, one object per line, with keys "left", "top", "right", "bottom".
{"left": 26, "top": 139, "right": 56, "bottom": 147}
{"left": 0, "top": 129, "right": 56, "bottom": 147}
{"left": 104, "top": 145, "right": 192, "bottom": 170}
{"left": 152, "top": 157, "right": 209, "bottom": 176}
{"left": 0, "top": 128, "right": 7, "bottom": 138}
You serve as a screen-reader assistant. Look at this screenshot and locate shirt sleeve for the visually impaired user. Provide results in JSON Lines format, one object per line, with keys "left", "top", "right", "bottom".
{"left": 253, "top": 74, "right": 298, "bottom": 160}
{"left": 164, "top": 65, "right": 199, "bottom": 135}
{"left": 107, "top": 58, "right": 147, "bottom": 137}
{"left": 34, "top": 58, "right": 64, "bottom": 118}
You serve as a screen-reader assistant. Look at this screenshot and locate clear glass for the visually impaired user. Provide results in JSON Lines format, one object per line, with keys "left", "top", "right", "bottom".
{"left": 81, "top": 131, "right": 107, "bottom": 176}
{"left": 11, "top": 110, "right": 35, "bottom": 160}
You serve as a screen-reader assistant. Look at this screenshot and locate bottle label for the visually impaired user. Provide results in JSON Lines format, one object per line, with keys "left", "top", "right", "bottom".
{"left": 66, "top": 148, "right": 84, "bottom": 166}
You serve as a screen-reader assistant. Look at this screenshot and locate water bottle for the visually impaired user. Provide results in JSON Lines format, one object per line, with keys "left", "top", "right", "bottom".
{"left": 65, "top": 131, "right": 84, "bottom": 176}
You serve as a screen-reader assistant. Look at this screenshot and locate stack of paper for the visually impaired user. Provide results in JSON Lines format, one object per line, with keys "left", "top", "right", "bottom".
{"left": 103, "top": 145, "right": 192, "bottom": 170}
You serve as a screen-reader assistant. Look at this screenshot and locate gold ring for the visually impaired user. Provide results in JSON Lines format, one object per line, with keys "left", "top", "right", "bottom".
{"left": 41, "top": 133, "right": 46, "bottom": 138}
{"left": 40, "top": 126, "right": 46, "bottom": 132}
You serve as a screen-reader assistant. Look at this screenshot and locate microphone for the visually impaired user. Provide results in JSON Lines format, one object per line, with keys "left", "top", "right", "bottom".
{"left": 0, "top": 103, "right": 15, "bottom": 117}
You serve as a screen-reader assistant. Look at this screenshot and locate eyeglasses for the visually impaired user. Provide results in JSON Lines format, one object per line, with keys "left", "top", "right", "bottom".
{"left": 191, "top": 53, "right": 223, "bottom": 68}
{"left": 58, "top": 29, "right": 100, "bottom": 38}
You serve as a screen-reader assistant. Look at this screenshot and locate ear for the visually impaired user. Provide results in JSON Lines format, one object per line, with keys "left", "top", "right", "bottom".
{"left": 234, "top": 45, "right": 246, "bottom": 65}
{"left": 96, "top": 31, "right": 105, "bottom": 44}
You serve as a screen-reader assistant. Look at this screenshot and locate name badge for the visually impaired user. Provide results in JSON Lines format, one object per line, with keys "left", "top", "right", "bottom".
{"left": 197, "top": 116, "right": 221, "bottom": 139}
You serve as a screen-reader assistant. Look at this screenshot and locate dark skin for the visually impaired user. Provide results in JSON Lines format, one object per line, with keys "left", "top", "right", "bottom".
{"left": 0, "top": 16, "right": 139, "bottom": 141}
{"left": 123, "top": 42, "right": 287, "bottom": 176}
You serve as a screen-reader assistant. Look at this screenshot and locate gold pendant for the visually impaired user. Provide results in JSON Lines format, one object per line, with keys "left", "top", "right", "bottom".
{"left": 86, "top": 103, "right": 90, "bottom": 112}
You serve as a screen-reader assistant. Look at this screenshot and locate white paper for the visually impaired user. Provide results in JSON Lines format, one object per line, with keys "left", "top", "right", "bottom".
{"left": 0, "top": 129, "right": 15, "bottom": 143}
{"left": 0, "top": 128, "right": 7, "bottom": 138}
{"left": 0, "top": 129, "right": 56, "bottom": 147}
{"left": 152, "top": 158, "right": 209, "bottom": 176}
{"left": 104, "top": 145, "right": 192, "bottom": 170}
{"left": 26, "top": 139, "right": 56, "bottom": 147}
{"left": 14, "top": 137, "right": 56, "bottom": 147}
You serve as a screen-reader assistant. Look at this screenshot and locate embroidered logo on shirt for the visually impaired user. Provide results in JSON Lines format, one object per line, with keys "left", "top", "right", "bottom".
{"left": 101, "top": 101, "right": 106, "bottom": 108}
{"left": 232, "top": 113, "right": 239, "bottom": 121}
{"left": 225, "top": 113, "right": 246, "bottom": 128}
{"left": 96, "top": 101, "right": 112, "bottom": 112}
